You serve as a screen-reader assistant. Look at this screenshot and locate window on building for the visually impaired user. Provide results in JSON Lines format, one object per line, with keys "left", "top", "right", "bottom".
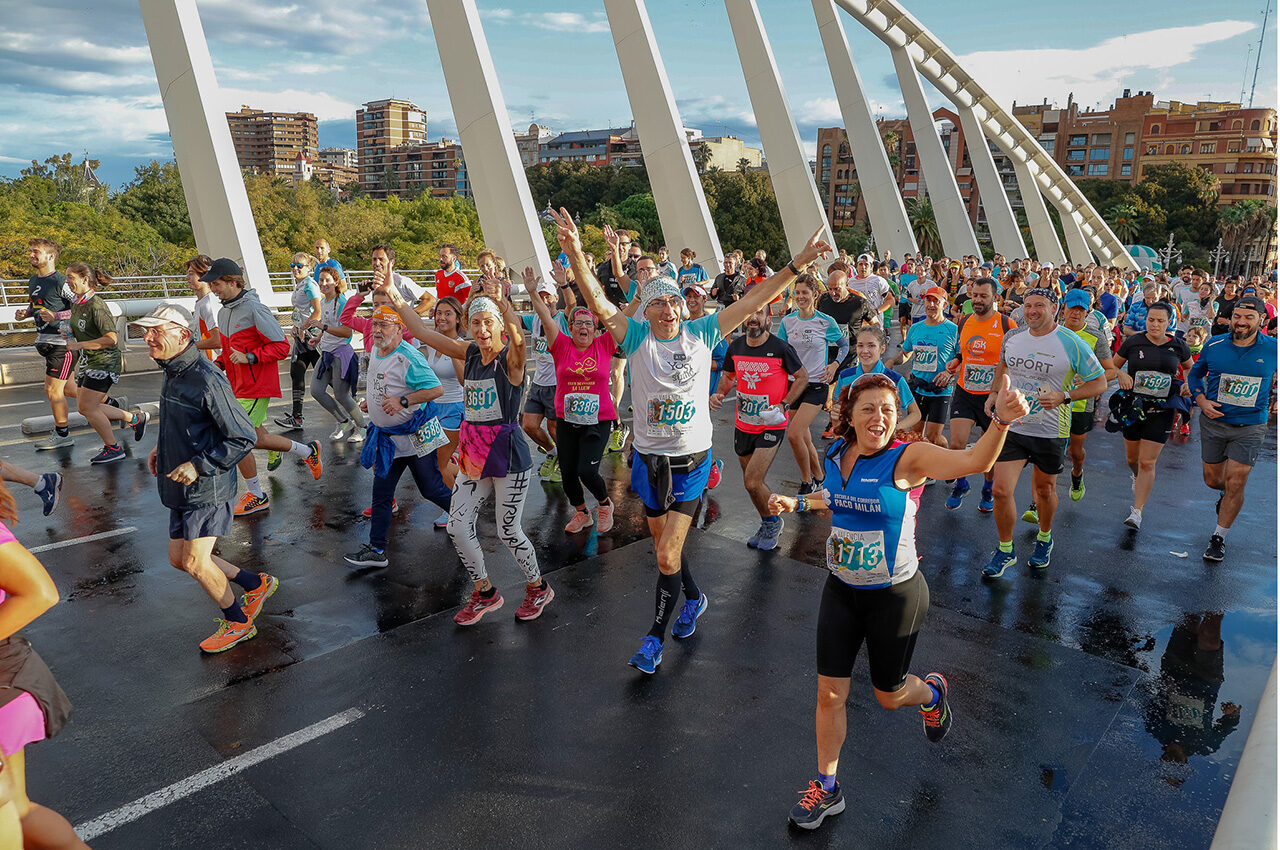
{"left": 1233, "top": 120, "right": 1243, "bottom": 129}
{"left": 1089, "top": 148, "right": 1110, "bottom": 161}
{"left": 1069, "top": 134, "right": 1087, "bottom": 146}
{"left": 1228, "top": 141, "right": 1242, "bottom": 152}
{"left": 1179, "top": 144, "right": 1191, "bottom": 154}
{"left": 1147, "top": 144, "right": 1158, "bottom": 155}
{"left": 1067, "top": 149, "right": 1086, "bottom": 161}
{"left": 1091, "top": 133, "right": 1112, "bottom": 145}
{"left": 1251, "top": 119, "right": 1261, "bottom": 131}
{"left": 1150, "top": 124, "right": 1160, "bottom": 134}
{"left": 1124, "top": 132, "right": 1136, "bottom": 144}
{"left": 1225, "top": 162, "right": 1237, "bottom": 174}
{"left": 1120, "top": 164, "right": 1132, "bottom": 176}
{"left": 1165, "top": 145, "right": 1176, "bottom": 155}
{"left": 1067, "top": 164, "right": 1084, "bottom": 175}
{"left": 1240, "top": 183, "right": 1251, "bottom": 194}
{"left": 1198, "top": 164, "right": 1214, "bottom": 174}
{"left": 1209, "top": 122, "right": 1221, "bottom": 131}
{"left": 1200, "top": 142, "right": 1216, "bottom": 154}
{"left": 1039, "top": 138, "right": 1054, "bottom": 152}
{"left": 1122, "top": 147, "right": 1134, "bottom": 161}
{"left": 1087, "top": 163, "right": 1108, "bottom": 175}
{"left": 905, "top": 155, "right": 916, "bottom": 169}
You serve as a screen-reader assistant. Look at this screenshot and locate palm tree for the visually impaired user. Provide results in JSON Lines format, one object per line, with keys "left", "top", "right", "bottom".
{"left": 1106, "top": 203, "right": 1141, "bottom": 244}
{"left": 905, "top": 197, "right": 942, "bottom": 256}
{"left": 691, "top": 142, "right": 711, "bottom": 175}
{"left": 1218, "top": 199, "right": 1273, "bottom": 275}
{"left": 737, "top": 157, "right": 751, "bottom": 175}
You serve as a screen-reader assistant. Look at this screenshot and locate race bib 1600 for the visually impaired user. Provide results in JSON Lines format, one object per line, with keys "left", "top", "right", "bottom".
{"left": 826, "top": 528, "right": 891, "bottom": 587}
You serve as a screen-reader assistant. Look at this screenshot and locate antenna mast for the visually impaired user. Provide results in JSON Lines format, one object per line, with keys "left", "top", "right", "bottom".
{"left": 1249, "top": 0, "right": 1271, "bottom": 107}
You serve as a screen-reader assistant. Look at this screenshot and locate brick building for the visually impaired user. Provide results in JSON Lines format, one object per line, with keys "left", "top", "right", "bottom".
{"left": 1139, "top": 102, "right": 1277, "bottom": 205}
{"left": 356, "top": 98, "right": 428, "bottom": 198}
{"left": 225, "top": 106, "right": 318, "bottom": 177}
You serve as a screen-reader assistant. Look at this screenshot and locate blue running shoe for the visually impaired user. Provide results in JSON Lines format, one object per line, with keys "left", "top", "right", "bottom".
{"left": 945, "top": 479, "right": 969, "bottom": 510}
{"left": 628, "top": 636, "right": 663, "bottom": 674}
{"left": 36, "top": 472, "right": 61, "bottom": 516}
{"left": 756, "top": 515, "right": 784, "bottom": 551}
{"left": 747, "top": 519, "right": 767, "bottom": 549}
{"left": 978, "top": 487, "right": 995, "bottom": 513}
{"left": 671, "top": 594, "right": 709, "bottom": 639}
{"left": 982, "top": 549, "right": 1016, "bottom": 580}
{"left": 1029, "top": 537, "right": 1053, "bottom": 569}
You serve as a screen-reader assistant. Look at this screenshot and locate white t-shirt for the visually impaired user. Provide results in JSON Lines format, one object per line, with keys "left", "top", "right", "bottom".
{"left": 1000, "top": 325, "right": 1104, "bottom": 439}
{"left": 194, "top": 292, "right": 220, "bottom": 343}
{"left": 850, "top": 274, "right": 891, "bottom": 310}
{"left": 368, "top": 341, "right": 441, "bottom": 457}
{"left": 391, "top": 272, "right": 425, "bottom": 305}
{"left": 423, "top": 346, "right": 464, "bottom": 405}
{"left": 776, "top": 311, "right": 844, "bottom": 381}
{"left": 622, "top": 313, "right": 721, "bottom": 456}
{"left": 316, "top": 293, "right": 349, "bottom": 354}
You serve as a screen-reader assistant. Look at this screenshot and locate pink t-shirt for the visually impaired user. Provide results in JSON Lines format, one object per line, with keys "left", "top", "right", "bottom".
{"left": 550, "top": 331, "right": 618, "bottom": 424}
{"left": 0, "top": 523, "right": 14, "bottom": 547}
{"left": 0, "top": 522, "right": 48, "bottom": 756}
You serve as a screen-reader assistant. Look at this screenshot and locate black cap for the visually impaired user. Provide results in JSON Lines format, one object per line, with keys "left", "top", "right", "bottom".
{"left": 199, "top": 257, "right": 243, "bottom": 283}
{"left": 1234, "top": 295, "right": 1267, "bottom": 315}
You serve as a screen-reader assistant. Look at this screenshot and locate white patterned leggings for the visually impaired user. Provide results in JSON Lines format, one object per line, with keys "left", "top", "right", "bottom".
{"left": 446, "top": 470, "right": 540, "bottom": 585}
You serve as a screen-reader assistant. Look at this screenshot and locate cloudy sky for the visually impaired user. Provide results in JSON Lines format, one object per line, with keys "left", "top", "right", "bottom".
{"left": 0, "top": 0, "right": 1273, "bottom": 187}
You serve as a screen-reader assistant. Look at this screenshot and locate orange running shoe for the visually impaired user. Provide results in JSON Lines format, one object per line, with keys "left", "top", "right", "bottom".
{"left": 303, "top": 440, "right": 323, "bottom": 480}
{"left": 234, "top": 493, "right": 270, "bottom": 516}
{"left": 240, "top": 573, "right": 278, "bottom": 621}
{"left": 199, "top": 619, "right": 257, "bottom": 653}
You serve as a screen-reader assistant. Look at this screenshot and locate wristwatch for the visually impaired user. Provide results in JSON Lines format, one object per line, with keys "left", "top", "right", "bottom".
{"left": 399, "top": 395, "right": 410, "bottom": 408}
{"left": 1062, "top": 390, "right": 1072, "bottom": 404}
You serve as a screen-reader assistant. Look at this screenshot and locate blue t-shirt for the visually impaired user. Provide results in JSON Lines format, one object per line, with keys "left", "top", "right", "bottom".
{"left": 898, "top": 273, "right": 918, "bottom": 305}
{"left": 822, "top": 440, "right": 919, "bottom": 588}
{"left": 834, "top": 361, "right": 915, "bottom": 414}
{"left": 676, "top": 265, "right": 708, "bottom": 288}
{"left": 902, "top": 319, "right": 959, "bottom": 396}
{"left": 1187, "top": 333, "right": 1278, "bottom": 425}
{"left": 1099, "top": 292, "right": 1119, "bottom": 322}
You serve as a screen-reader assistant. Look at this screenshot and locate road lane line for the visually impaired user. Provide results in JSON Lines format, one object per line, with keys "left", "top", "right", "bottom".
{"left": 75, "top": 707, "right": 366, "bottom": 842}
{"left": 27, "top": 527, "right": 139, "bottom": 554}
{"left": 0, "top": 400, "right": 45, "bottom": 409}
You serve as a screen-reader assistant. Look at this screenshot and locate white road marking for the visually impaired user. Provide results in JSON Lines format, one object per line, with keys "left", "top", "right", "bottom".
{"left": 75, "top": 707, "right": 366, "bottom": 842}
{"left": 27, "top": 527, "right": 139, "bottom": 554}
{"left": 0, "top": 400, "right": 44, "bottom": 409}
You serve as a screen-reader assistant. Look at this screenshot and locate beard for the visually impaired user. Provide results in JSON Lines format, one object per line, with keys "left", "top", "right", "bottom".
{"left": 745, "top": 323, "right": 765, "bottom": 338}
{"left": 1232, "top": 327, "right": 1256, "bottom": 341}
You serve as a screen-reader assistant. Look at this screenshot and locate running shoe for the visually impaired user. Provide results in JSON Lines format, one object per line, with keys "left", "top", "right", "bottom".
{"left": 627, "top": 635, "right": 663, "bottom": 674}
{"left": 1124, "top": 507, "right": 1142, "bottom": 530}
{"left": 565, "top": 509, "right": 594, "bottom": 533}
{"left": 303, "top": 440, "right": 323, "bottom": 479}
{"left": 1028, "top": 537, "right": 1053, "bottom": 569}
{"left": 748, "top": 519, "right": 768, "bottom": 549}
{"left": 820, "top": 424, "right": 839, "bottom": 440}
{"left": 982, "top": 549, "right": 1016, "bottom": 579}
{"left": 546, "top": 461, "right": 562, "bottom": 484}
{"left": 362, "top": 499, "right": 398, "bottom": 518}
{"left": 920, "top": 673, "right": 952, "bottom": 743}
{"left": 34, "top": 433, "right": 73, "bottom": 451}
{"left": 199, "top": 618, "right": 257, "bottom": 653}
{"left": 434, "top": 510, "right": 450, "bottom": 529}
{"left": 240, "top": 573, "right": 279, "bottom": 620}
{"left": 274, "top": 412, "right": 304, "bottom": 430}
{"left": 515, "top": 582, "right": 554, "bottom": 621}
{"left": 670, "top": 593, "right": 708, "bottom": 639}
{"left": 1070, "top": 474, "right": 1085, "bottom": 502}
{"left": 130, "top": 411, "right": 150, "bottom": 442}
{"left": 1179, "top": 421, "right": 1191, "bottom": 437}
{"left": 455, "top": 589, "right": 504, "bottom": 625}
{"left": 90, "top": 444, "right": 125, "bottom": 464}
{"left": 343, "top": 544, "right": 388, "bottom": 568}
{"left": 234, "top": 493, "right": 270, "bottom": 516}
{"left": 945, "top": 479, "right": 969, "bottom": 510}
{"left": 347, "top": 427, "right": 365, "bottom": 444}
{"left": 597, "top": 501, "right": 614, "bottom": 533}
{"left": 797, "top": 481, "right": 815, "bottom": 496}
{"left": 267, "top": 450, "right": 282, "bottom": 471}
{"left": 977, "top": 487, "right": 995, "bottom": 513}
{"left": 1021, "top": 503, "right": 1039, "bottom": 524}
{"left": 607, "top": 427, "right": 626, "bottom": 453}
{"left": 707, "top": 458, "right": 723, "bottom": 490}
{"left": 35, "top": 473, "right": 61, "bottom": 516}
{"left": 537, "top": 454, "right": 559, "bottom": 480}
{"left": 756, "top": 515, "right": 784, "bottom": 551}
{"left": 329, "top": 421, "right": 352, "bottom": 441}
{"left": 788, "top": 781, "right": 845, "bottom": 830}
{"left": 1203, "top": 534, "right": 1226, "bottom": 562}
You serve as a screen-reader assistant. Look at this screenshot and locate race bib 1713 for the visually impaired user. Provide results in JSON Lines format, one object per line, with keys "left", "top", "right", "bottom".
{"left": 826, "top": 528, "right": 891, "bottom": 587}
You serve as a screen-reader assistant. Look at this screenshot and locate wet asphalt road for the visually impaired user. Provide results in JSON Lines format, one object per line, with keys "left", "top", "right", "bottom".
{"left": 0, "top": 363, "right": 1274, "bottom": 849}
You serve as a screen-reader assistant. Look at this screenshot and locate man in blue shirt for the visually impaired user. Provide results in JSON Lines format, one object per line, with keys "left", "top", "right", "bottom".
{"left": 893, "top": 286, "right": 958, "bottom": 448}
{"left": 1187, "top": 296, "right": 1277, "bottom": 562}
{"left": 312, "top": 238, "right": 345, "bottom": 283}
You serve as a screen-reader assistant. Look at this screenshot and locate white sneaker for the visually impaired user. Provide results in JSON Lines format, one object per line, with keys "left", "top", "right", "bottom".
{"left": 347, "top": 425, "right": 365, "bottom": 443}
{"left": 330, "top": 422, "right": 351, "bottom": 441}
{"left": 1124, "top": 507, "right": 1142, "bottom": 530}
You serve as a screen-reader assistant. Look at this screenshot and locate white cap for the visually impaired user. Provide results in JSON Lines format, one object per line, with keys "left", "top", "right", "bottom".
{"left": 129, "top": 302, "right": 194, "bottom": 331}
{"left": 536, "top": 279, "right": 557, "bottom": 298}
{"left": 856, "top": 253, "right": 874, "bottom": 265}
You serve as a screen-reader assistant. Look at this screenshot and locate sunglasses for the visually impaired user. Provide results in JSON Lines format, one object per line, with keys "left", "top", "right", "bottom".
{"left": 290, "top": 263, "right": 305, "bottom": 268}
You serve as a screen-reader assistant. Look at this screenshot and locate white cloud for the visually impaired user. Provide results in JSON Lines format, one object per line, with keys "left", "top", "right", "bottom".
{"left": 481, "top": 7, "right": 515, "bottom": 20}
{"left": 220, "top": 88, "right": 356, "bottom": 122}
{"left": 955, "top": 20, "right": 1257, "bottom": 110}
{"left": 483, "top": 9, "right": 610, "bottom": 34}
{"left": 677, "top": 94, "right": 757, "bottom": 128}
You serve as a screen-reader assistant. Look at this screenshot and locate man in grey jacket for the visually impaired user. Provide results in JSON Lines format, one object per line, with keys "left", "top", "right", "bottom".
{"left": 133, "top": 303, "right": 280, "bottom": 653}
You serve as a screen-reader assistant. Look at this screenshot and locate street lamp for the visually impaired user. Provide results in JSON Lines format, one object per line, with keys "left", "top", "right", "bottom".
{"left": 1209, "top": 238, "right": 1230, "bottom": 279}
{"left": 1244, "top": 245, "right": 1264, "bottom": 281}
{"left": 1156, "top": 232, "right": 1182, "bottom": 273}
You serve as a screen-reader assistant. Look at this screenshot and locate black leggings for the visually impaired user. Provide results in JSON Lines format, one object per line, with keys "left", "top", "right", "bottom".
{"left": 815, "top": 569, "right": 929, "bottom": 691}
{"left": 554, "top": 419, "right": 612, "bottom": 508}
{"left": 289, "top": 337, "right": 320, "bottom": 417}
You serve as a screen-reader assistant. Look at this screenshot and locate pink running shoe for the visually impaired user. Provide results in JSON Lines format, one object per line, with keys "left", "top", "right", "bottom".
{"left": 564, "top": 509, "right": 594, "bottom": 533}
{"left": 596, "top": 500, "right": 614, "bottom": 533}
{"left": 515, "top": 582, "right": 555, "bottom": 621}
{"left": 454, "top": 589, "right": 504, "bottom": 626}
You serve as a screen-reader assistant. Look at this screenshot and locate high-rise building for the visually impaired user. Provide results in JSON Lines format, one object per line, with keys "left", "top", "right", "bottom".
{"left": 1014, "top": 90, "right": 1152, "bottom": 183}
{"left": 370, "top": 138, "right": 470, "bottom": 199}
{"left": 225, "top": 106, "right": 318, "bottom": 176}
{"left": 319, "top": 147, "right": 358, "bottom": 169}
{"left": 356, "top": 98, "right": 428, "bottom": 198}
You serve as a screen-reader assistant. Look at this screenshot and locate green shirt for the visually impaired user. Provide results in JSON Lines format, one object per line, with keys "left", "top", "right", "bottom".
{"left": 70, "top": 295, "right": 122, "bottom": 374}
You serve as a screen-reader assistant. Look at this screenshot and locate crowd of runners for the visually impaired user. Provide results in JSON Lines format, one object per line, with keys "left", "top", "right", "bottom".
{"left": 0, "top": 230, "right": 1274, "bottom": 840}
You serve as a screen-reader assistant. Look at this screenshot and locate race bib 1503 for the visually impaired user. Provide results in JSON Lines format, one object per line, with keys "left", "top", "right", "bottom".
{"left": 646, "top": 393, "right": 697, "bottom": 437}
{"left": 563, "top": 392, "right": 600, "bottom": 426}
{"left": 464, "top": 378, "right": 502, "bottom": 422}
{"left": 963, "top": 363, "right": 995, "bottom": 392}
{"left": 1218, "top": 373, "right": 1263, "bottom": 408}
{"left": 1133, "top": 370, "right": 1173, "bottom": 398}
{"left": 826, "top": 528, "right": 891, "bottom": 587}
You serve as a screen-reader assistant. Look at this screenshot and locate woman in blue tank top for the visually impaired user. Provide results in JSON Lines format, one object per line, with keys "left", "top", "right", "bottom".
{"left": 767, "top": 370, "right": 1031, "bottom": 830}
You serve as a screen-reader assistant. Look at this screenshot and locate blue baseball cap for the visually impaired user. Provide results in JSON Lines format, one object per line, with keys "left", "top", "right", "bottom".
{"left": 1063, "top": 289, "right": 1092, "bottom": 309}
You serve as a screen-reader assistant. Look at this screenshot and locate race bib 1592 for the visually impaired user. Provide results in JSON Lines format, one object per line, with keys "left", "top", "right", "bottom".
{"left": 826, "top": 528, "right": 891, "bottom": 587}
{"left": 1133, "top": 370, "right": 1173, "bottom": 398}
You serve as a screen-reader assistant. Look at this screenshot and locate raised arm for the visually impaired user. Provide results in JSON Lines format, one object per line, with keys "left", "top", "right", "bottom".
{"left": 500, "top": 297, "right": 526, "bottom": 387}
{"left": 380, "top": 279, "right": 469, "bottom": 359}
{"left": 522, "top": 267, "right": 560, "bottom": 347}
{"left": 718, "top": 227, "right": 832, "bottom": 336}
{"left": 549, "top": 208, "right": 627, "bottom": 344}
{"left": 897, "top": 375, "right": 1029, "bottom": 485}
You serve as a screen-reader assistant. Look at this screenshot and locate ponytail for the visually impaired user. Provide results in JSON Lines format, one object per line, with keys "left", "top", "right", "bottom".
{"left": 65, "top": 262, "right": 114, "bottom": 290}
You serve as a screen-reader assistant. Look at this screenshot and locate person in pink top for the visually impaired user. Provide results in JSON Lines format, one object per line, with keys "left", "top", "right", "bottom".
{"left": 524, "top": 269, "right": 618, "bottom": 533}
{"left": 0, "top": 482, "right": 87, "bottom": 848}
